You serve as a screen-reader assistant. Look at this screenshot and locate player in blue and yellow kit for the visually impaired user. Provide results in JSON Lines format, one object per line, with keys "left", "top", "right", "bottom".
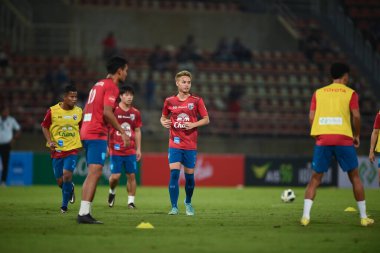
{"left": 41, "top": 85, "right": 82, "bottom": 213}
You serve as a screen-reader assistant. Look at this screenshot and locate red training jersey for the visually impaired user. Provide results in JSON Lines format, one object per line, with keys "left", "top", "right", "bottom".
{"left": 162, "top": 94, "right": 208, "bottom": 150}
{"left": 310, "top": 91, "right": 359, "bottom": 146}
{"left": 41, "top": 108, "right": 79, "bottom": 159}
{"left": 108, "top": 105, "right": 142, "bottom": 156}
{"left": 80, "top": 78, "right": 119, "bottom": 140}
{"left": 373, "top": 112, "right": 380, "bottom": 129}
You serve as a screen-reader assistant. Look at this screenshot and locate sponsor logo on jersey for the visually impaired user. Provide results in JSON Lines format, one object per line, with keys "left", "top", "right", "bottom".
{"left": 116, "top": 122, "right": 132, "bottom": 137}
{"left": 83, "top": 113, "right": 92, "bottom": 122}
{"left": 174, "top": 113, "right": 190, "bottom": 129}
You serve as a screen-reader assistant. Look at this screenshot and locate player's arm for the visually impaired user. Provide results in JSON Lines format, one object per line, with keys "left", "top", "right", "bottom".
{"left": 184, "top": 116, "right": 210, "bottom": 130}
{"left": 135, "top": 127, "right": 142, "bottom": 161}
{"left": 350, "top": 92, "right": 360, "bottom": 148}
{"left": 309, "top": 92, "right": 316, "bottom": 125}
{"left": 351, "top": 108, "right": 361, "bottom": 148}
{"left": 309, "top": 110, "right": 315, "bottom": 125}
{"left": 104, "top": 105, "right": 130, "bottom": 147}
{"left": 161, "top": 99, "right": 171, "bottom": 129}
{"left": 41, "top": 109, "right": 56, "bottom": 151}
{"left": 41, "top": 127, "right": 56, "bottom": 151}
{"left": 13, "top": 123, "right": 21, "bottom": 139}
{"left": 369, "top": 128, "right": 379, "bottom": 163}
{"left": 160, "top": 115, "right": 171, "bottom": 129}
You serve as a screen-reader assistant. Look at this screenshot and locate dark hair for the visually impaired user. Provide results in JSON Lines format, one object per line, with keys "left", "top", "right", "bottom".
{"left": 106, "top": 56, "right": 128, "bottom": 74}
{"left": 64, "top": 85, "right": 77, "bottom": 94}
{"left": 119, "top": 85, "right": 135, "bottom": 96}
{"left": 330, "top": 63, "right": 350, "bottom": 79}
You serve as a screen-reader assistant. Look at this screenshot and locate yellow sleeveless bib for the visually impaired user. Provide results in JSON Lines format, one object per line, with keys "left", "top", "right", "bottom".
{"left": 310, "top": 83, "right": 354, "bottom": 138}
{"left": 375, "top": 111, "right": 380, "bottom": 152}
{"left": 48, "top": 103, "right": 82, "bottom": 151}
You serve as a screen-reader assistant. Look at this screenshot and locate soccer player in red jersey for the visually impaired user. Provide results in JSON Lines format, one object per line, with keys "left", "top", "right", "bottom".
{"left": 301, "top": 63, "right": 373, "bottom": 227}
{"left": 369, "top": 111, "right": 380, "bottom": 186}
{"left": 160, "top": 70, "right": 209, "bottom": 215}
{"left": 107, "top": 85, "right": 142, "bottom": 209}
{"left": 77, "top": 57, "right": 129, "bottom": 224}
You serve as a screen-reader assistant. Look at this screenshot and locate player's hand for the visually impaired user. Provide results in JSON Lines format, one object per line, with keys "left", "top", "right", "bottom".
{"left": 353, "top": 136, "right": 360, "bottom": 148}
{"left": 369, "top": 151, "right": 375, "bottom": 163}
{"left": 121, "top": 132, "right": 130, "bottom": 147}
{"left": 49, "top": 141, "right": 57, "bottom": 151}
{"left": 161, "top": 118, "right": 171, "bottom": 129}
{"left": 184, "top": 122, "right": 195, "bottom": 130}
{"left": 136, "top": 149, "right": 142, "bottom": 161}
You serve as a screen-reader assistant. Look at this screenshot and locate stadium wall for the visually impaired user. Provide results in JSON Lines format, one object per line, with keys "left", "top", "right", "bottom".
{"left": 72, "top": 8, "right": 297, "bottom": 57}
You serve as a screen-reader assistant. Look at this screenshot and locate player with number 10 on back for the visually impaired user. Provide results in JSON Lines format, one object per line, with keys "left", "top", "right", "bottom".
{"left": 77, "top": 57, "right": 130, "bottom": 224}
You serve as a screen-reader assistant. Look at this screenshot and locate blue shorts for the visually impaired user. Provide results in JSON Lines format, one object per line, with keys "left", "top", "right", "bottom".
{"left": 168, "top": 148, "right": 197, "bottom": 169}
{"left": 110, "top": 155, "right": 137, "bottom": 174}
{"left": 52, "top": 155, "right": 77, "bottom": 179}
{"left": 312, "top": 145, "right": 358, "bottom": 173}
{"left": 82, "top": 140, "right": 107, "bottom": 166}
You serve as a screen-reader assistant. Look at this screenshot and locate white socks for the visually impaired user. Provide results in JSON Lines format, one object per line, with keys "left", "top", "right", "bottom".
{"left": 128, "top": 196, "right": 135, "bottom": 204}
{"left": 79, "top": 200, "right": 91, "bottom": 216}
{"left": 109, "top": 188, "right": 116, "bottom": 194}
{"left": 357, "top": 200, "right": 367, "bottom": 219}
{"left": 302, "top": 199, "right": 313, "bottom": 219}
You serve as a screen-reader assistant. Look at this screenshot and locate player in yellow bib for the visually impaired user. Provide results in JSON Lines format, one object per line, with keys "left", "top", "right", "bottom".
{"left": 369, "top": 110, "right": 380, "bottom": 186}
{"left": 41, "top": 85, "right": 82, "bottom": 213}
{"left": 301, "top": 63, "right": 374, "bottom": 227}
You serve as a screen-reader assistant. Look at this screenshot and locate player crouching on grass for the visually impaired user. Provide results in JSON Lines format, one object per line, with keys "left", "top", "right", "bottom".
{"left": 160, "top": 70, "right": 209, "bottom": 216}
{"left": 107, "top": 85, "right": 142, "bottom": 209}
{"left": 41, "top": 85, "right": 82, "bottom": 213}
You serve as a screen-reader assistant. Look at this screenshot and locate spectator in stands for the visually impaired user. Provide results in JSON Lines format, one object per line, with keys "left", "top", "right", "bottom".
{"left": 227, "top": 84, "right": 244, "bottom": 132}
{"left": 0, "top": 49, "right": 9, "bottom": 69}
{"left": 231, "top": 37, "right": 252, "bottom": 62}
{"left": 213, "top": 37, "right": 233, "bottom": 62}
{"left": 0, "top": 104, "right": 21, "bottom": 186}
{"left": 144, "top": 73, "right": 156, "bottom": 110}
{"left": 128, "top": 79, "right": 141, "bottom": 97}
{"left": 300, "top": 28, "right": 320, "bottom": 61}
{"left": 56, "top": 64, "right": 70, "bottom": 87}
{"left": 181, "top": 34, "right": 202, "bottom": 61}
{"left": 148, "top": 45, "right": 170, "bottom": 71}
{"left": 102, "top": 32, "right": 118, "bottom": 61}
{"left": 43, "top": 67, "right": 55, "bottom": 92}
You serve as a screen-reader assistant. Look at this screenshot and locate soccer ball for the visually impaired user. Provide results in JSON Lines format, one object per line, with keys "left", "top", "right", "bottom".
{"left": 281, "top": 189, "right": 296, "bottom": 203}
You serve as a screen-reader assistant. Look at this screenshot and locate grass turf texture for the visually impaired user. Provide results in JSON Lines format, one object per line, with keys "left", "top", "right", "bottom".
{"left": 0, "top": 186, "right": 379, "bottom": 253}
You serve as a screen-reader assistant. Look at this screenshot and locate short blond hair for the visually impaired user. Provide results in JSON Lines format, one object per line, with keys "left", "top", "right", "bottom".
{"left": 175, "top": 70, "right": 192, "bottom": 81}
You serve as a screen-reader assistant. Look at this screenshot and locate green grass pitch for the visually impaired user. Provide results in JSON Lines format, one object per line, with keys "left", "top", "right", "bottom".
{"left": 0, "top": 186, "right": 379, "bottom": 253}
